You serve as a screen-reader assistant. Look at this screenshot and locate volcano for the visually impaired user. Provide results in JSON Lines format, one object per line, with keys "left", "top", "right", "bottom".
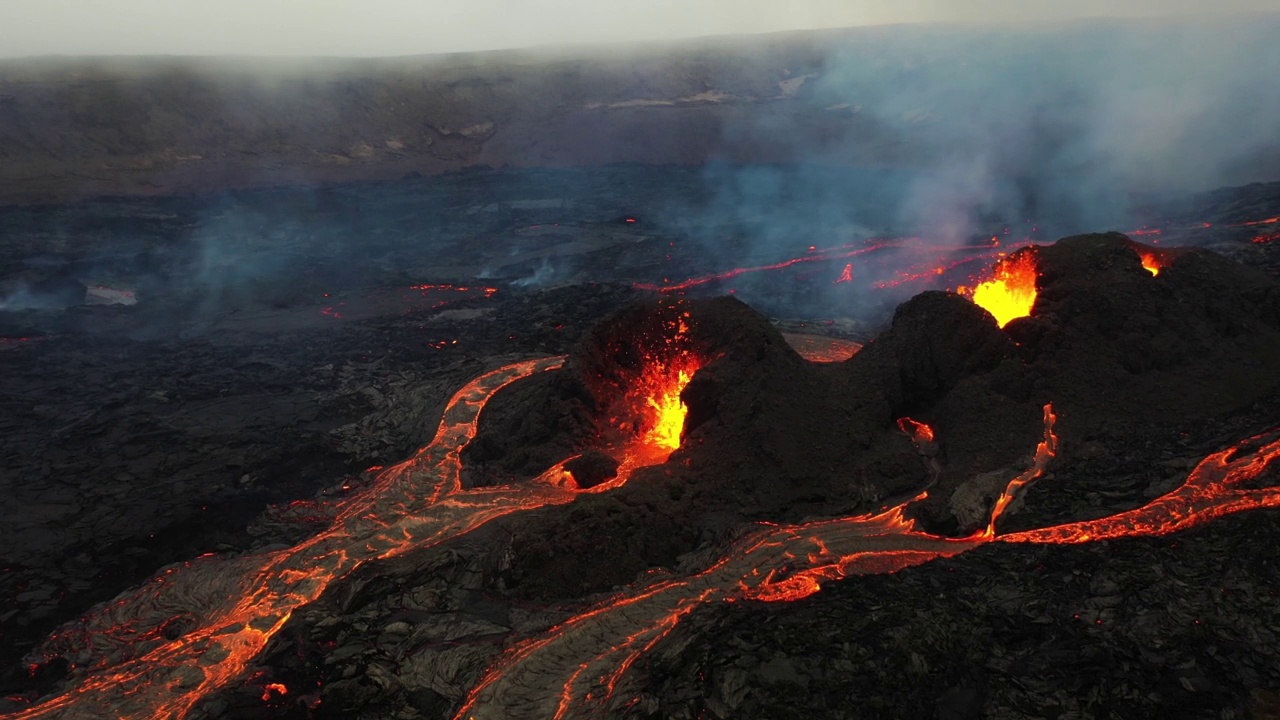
{"left": 3, "top": 17, "right": 1280, "bottom": 719}
{"left": 4, "top": 216, "right": 1280, "bottom": 719}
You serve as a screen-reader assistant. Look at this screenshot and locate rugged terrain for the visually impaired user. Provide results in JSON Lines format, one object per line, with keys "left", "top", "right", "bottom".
{"left": 0, "top": 167, "right": 1277, "bottom": 718}
{"left": 2, "top": 14, "right": 1280, "bottom": 720}
{"left": 2, "top": 16, "right": 1279, "bottom": 207}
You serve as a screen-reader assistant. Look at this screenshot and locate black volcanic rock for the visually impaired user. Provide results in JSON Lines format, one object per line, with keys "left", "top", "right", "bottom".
{"left": 849, "top": 290, "right": 1016, "bottom": 412}
{"left": 1015, "top": 232, "right": 1280, "bottom": 428}
{"left": 564, "top": 450, "right": 619, "bottom": 489}
{"left": 906, "top": 233, "right": 1280, "bottom": 531}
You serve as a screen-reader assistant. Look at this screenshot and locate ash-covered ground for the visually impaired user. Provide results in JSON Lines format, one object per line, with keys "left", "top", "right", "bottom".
{"left": 1, "top": 167, "right": 1279, "bottom": 719}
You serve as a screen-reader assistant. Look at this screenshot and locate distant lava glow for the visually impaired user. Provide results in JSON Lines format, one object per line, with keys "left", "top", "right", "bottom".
{"left": 1129, "top": 241, "right": 1185, "bottom": 278}
{"left": 957, "top": 251, "right": 1039, "bottom": 328}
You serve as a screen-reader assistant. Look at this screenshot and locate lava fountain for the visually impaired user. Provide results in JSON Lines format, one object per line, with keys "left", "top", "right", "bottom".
{"left": 957, "top": 251, "right": 1039, "bottom": 328}
{"left": 600, "top": 308, "right": 705, "bottom": 474}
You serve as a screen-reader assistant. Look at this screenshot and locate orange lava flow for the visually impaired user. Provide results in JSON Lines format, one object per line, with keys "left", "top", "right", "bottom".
{"left": 1230, "top": 216, "right": 1279, "bottom": 228}
{"left": 457, "top": 408, "right": 1280, "bottom": 719}
{"left": 1139, "top": 252, "right": 1162, "bottom": 276}
{"left": 896, "top": 417, "right": 935, "bottom": 444}
{"left": 999, "top": 430, "right": 1280, "bottom": 544}
{"left": 985, "top": 404, "right": 1058, "bottom": 537}
{"left": 1255, "top": 233, "right": 1280, "bottom": 245}
{"left": 957, "top": 251, "right": 1038, "bottom": 328}
{"left": 834, "top": 263, "right": 853, "bottom": 283}
{"left": 634, "top": 239, "right": 904, "bottom": 292}
{"left": 781, "top": 333, "right": 863, "bottom": 363}
{"left": 8, "top": 356, "right": 649, "bottom": 720}
{"left": 15, "top": 350, "right": 1280, "bottom": 720}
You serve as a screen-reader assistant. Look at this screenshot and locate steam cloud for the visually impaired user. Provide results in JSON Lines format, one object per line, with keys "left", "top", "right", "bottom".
{"left": 724, "top": 17, "right": 1276, "bottom": 231}
{"left": 655, "top": 14, "right": 1280, "bottom": 315}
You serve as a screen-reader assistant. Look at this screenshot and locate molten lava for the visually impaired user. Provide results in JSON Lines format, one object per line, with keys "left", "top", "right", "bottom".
{"left": 1139, "top": 252, "right": 1162, "bottom": 276}
{"left": 834, "top": 263, "right": 853, "bottom": 283}
{"left": 896, "top": 417, "right": 935, "bottom": 444}
{"left": 957, "top": 251, "right": 1038, "bottom": 328}
{"left": 643, "top": 366, "right": 695, "bottom": 450}
{"left": 781, "top": 333, "right": 863, "bottom": 363}
{"left": 1230, "top": 216, "right": 1279, "bottom": 228}
{"left": 985, "top": 404, "right": 1058, "bottom": 537}
{"left": 634, "top": 238, "right": 903, "bottom": 293}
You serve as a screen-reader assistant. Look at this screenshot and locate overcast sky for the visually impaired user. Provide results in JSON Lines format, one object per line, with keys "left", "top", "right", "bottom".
{"left": 0, "top": 0, "right": 1276, "bottom": 57}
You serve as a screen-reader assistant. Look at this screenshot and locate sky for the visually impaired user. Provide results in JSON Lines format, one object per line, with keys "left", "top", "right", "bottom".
{"left": 0, "top": 0, "right": 1276, "bottom": 57}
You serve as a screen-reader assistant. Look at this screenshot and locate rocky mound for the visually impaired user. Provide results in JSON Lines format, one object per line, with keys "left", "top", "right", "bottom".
{"left": 479, "top": 233, "right": 1280, "bottom": 599}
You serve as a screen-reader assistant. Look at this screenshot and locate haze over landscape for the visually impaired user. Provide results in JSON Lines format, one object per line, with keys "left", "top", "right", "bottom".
{"left": 1, "top": 0, "right": 1278, "bottom": 57}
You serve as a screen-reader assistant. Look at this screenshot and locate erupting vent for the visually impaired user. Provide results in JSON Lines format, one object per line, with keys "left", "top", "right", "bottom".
{"left": 643, "top": 365, "right": 697, "bottom": 450}
{"left": 608, "top": 309, "right": 705, "bottom": 466}
{"left": 957, "top": 252, "right": 1038, "bottom": 328}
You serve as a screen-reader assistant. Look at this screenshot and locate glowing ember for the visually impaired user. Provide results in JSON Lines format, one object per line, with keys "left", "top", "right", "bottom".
{"left": 834, "top": 263, "right": 853, "bottom": 283}
{"left": 957, "top": 251, "right": 1038, "bottom": 328}
{"left": 873, "top": 253, "right": 991, "bottom": 290}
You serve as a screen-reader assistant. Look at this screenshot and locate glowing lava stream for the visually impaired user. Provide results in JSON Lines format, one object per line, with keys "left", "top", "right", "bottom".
{"left": 12, "top": 361, "right": 1280, "bottom": 720}
{"left": 634, "top": 238, "right": 908, "bottom": 292}
{"left": 456, "top": 410, "right": 1280, "bottom": 720}
{"left": 9, "top": 355, "right": 646, "bottom": 720}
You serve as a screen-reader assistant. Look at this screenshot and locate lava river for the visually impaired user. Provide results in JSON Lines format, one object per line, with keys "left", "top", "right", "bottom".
{"left": 7, "top": 359, "right": 1280, "bottom": 720}
{"left": 7, "top": 357, "right": 609, "bottom": 720}
{"left": 454, "top": 407, "right": 1280, "bottom": 720}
